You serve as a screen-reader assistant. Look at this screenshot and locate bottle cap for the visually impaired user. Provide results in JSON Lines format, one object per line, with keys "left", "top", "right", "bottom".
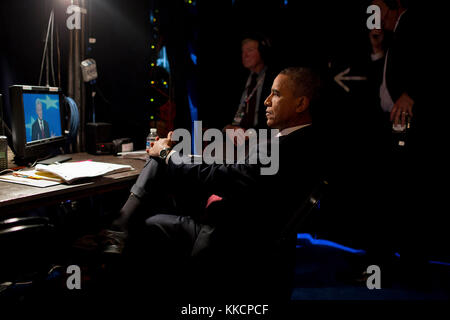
{"left": 150, "top": 128, "right": 157, "bottom": 133}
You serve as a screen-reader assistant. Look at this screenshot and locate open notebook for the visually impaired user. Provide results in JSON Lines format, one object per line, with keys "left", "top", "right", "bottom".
{"left": 34, "top": 161, "right": 134, "bottom": 184}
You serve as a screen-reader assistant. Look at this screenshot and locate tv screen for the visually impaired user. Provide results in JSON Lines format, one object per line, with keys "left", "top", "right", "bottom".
{"left": 23, "top": 92, "right": 63, "bottom": 143}
{"left": 9, "top": 85, "right": 66, "bottom": 164}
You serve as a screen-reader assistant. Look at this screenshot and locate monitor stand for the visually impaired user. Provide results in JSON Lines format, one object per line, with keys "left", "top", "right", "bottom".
{"left": 36, "top": 154, "right": 72, "bottom": 165}
{"left": 14, "top": 153, "right": 72, "bottom": 167}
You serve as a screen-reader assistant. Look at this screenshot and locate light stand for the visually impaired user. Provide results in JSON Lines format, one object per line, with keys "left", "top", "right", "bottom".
{"left": 38, "top": 9, "right": 56, "bottom": 87}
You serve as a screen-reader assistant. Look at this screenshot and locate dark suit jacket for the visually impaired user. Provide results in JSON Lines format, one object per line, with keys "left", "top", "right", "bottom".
{"left": 164, "top": 125, "right": 319, "bottom": 249}
{"left": 129, "top": 126, "right": 319, "bottom": 296}
{"left": 385, "top": 10, "right": 420, "bottom": 104}
{"left": 31, "top": 119, "right": 50, "bottom": 140}
{"left": 131, "top": 126, "right": 318, "bottom": 243}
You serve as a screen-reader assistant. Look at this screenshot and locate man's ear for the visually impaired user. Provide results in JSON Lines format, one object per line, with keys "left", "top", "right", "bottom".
{"left": 295, "top": 96, "right": 310, "bottom": 113}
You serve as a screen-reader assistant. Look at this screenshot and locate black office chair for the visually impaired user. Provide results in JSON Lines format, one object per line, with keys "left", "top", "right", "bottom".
{"left": 188, "top": 179, "right": 330, "bottom": 303}
{"left": 278, "top": 179, "right": 329, "bottom": 245}
{"left": 0, "top": 216, "right": 56, "bottom": 302}
{"left": 263, "top": 179, "right": 330, "bottom": 300}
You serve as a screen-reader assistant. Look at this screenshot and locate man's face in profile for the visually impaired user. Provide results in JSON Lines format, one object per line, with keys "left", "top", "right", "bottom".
{"left": 264, "top": 74, "right": 301, "bottom": 130}
{"left": 36, "top": 100, "right": 43, "bottom": 120}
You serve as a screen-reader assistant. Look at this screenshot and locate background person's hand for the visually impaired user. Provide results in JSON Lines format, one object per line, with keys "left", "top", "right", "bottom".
{"left": 147, "top": 131, "right": 174, "bottom": 157}
{"left": 224, "top": 125, "right": 250, "bottom": 146}
{"left": 390, "top": 92, "right": 414, "bottom": 127}
{"left": 223, "top": 124, "right": 241, "bottom": 131}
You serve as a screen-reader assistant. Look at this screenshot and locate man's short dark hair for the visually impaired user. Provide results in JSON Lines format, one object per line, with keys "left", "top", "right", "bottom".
{"left": 279, "top": 67, "right": 321, "bottom": 112}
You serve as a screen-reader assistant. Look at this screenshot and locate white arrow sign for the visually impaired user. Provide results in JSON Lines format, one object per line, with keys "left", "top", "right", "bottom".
{"left": 334, "top": 67, "right": 367, "bottom": 92}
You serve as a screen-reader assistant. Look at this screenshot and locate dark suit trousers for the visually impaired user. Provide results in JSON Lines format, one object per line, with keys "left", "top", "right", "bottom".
{"left": 114, "top": 158, "right": 216, "bottom": 300}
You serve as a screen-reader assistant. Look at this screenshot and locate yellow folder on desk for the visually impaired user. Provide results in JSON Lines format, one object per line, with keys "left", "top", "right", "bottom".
{"left": 34, "top": 171, "right": 65, "bottom": 182}
{"left": 12, "top": 170, "right": 63, "bottom": 182}
{"left": 0, "top": 169, "right": 62, "bottom": 187}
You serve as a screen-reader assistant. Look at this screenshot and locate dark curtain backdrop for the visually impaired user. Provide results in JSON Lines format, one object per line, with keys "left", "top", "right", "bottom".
{"left": 1, "top": 0, "right": 445, "bottom": 257}
{"left": 0, "top": 0, "right": 372, "bottom": 149}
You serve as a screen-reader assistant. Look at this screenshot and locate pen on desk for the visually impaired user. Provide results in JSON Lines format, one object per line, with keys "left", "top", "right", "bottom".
{"left": 12, "top": 172, "right": 62, "bottom": 182}
{"left": 10, "top": 166, "right": 27, "bottom": 171}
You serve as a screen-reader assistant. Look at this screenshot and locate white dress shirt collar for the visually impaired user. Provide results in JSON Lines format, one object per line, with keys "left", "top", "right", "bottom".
{"left": 276, "top": 123, "right": 311, "bottom": 137}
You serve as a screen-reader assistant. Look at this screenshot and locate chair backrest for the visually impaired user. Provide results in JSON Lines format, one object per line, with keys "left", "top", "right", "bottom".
{"left": 278, "top": 179, "right": 329, "bottom": 244}
{"left": 0, "top": 216, "right": 55, "bottom": 283}
{"left": 0, "top": 216, "right": 53, "bottom": 234}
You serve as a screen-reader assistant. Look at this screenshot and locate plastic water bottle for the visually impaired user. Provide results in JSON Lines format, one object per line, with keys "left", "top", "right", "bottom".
{"left": 146, "top": 128, "right": 158, "bottom": 152}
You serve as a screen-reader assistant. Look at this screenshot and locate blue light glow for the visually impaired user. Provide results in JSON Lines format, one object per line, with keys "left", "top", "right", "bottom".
{"left": 429, "top": 260, "right": 450, "bottom": 267}
{"left": 190, "top": 53, "right": 197, "bottom": 65}
{"left": 297, "top": 233, "right": 366, "bottom": 255}
{"left": 297, "top": 234, "right": 450, "bottom": 268}
{"left": 156, "top": 46, "right": 170, "bottom": 73}
{"left": 188, "top": 95, "right": 199, "bottom": 154}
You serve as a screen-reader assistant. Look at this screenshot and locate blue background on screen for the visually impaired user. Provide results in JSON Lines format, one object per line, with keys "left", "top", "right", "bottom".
{"left": 23, "top": 93, "right": 62, "bottom": 143}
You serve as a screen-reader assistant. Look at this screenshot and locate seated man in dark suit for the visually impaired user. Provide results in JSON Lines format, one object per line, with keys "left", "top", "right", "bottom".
{"left": 103, "top": 67, "right": 322, "bottom": 303}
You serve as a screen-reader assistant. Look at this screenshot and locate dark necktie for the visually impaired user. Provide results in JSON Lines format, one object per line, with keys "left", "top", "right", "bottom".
{"left": 242, "top": 73, "right": 258, "bottom": 129}
{"left": 40, "top": 121, "right": 45, "bottom": 138}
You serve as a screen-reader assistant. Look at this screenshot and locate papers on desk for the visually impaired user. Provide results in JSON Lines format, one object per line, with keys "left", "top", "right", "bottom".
{"left": 35, "top": 161, "right": 134, "bottom": 184}
{"left": 0, "top": 169, "right": 62, "bottom": 187}
{"left": 117, "top": 150, "right": 148, "bottom": 161}
{"left": 0, "top": 161, "right": 134, "bottom": 187}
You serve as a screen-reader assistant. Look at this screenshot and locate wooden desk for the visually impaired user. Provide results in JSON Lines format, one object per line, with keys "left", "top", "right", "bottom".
{"left": 0, "top": 152, "right": 146, "bottom": 216}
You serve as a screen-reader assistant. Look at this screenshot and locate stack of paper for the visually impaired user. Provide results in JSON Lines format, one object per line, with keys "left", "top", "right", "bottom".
{"left": 35, "top": 161, "right": 134, "bottom": 184}
{"left": 0, "top": 169, "right": 62, "bottom": 187}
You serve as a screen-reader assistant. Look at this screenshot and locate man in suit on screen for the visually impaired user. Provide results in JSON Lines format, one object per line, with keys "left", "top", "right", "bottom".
{"left": 31, "top": 98, "right": 50, "bottom": 141}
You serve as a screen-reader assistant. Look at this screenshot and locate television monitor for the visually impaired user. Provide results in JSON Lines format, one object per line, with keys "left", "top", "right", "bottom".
{"left": 9, "top": 85, "right": 66, "bottom": 163}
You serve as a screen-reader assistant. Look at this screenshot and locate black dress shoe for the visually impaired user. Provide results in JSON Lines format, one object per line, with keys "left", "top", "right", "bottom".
{"left": 98, "top": 229, "right": 127, "bottom": 255}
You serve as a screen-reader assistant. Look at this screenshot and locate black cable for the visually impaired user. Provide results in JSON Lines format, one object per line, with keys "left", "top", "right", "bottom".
{"left": 56, "top": 20, "right": 61, "bottom": 87}
{"left": 50, "top": 10, "right": 56, "bottom": 87}
{"left": 38, "top": 10, "right": 54, "bottom": 86}
{"left": 95, "top": 84, "right": 111, "bottom": 105}
{"left": 65, "top": 96, "right": 80, "bottom": 142}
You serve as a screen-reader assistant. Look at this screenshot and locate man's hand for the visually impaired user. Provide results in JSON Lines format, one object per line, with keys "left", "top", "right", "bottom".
{"left": 223, "top": 124, "right": 250, "bottom": 146}
{"left": 223, "top": 124, "right": 241, "bottom": 131}
{"left": 390, "top": 92, "right": 414, "bottom": 126}
{"left": 147, "top": 131, "right": 174, "bottom": 158}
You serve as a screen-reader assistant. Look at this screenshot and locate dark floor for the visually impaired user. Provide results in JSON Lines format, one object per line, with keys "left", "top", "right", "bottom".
{"left": 1, "top": 231, "right": 449, "bottom": 316}
{"left": 291, "top": 234, "right": 450, "bottom": 301}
